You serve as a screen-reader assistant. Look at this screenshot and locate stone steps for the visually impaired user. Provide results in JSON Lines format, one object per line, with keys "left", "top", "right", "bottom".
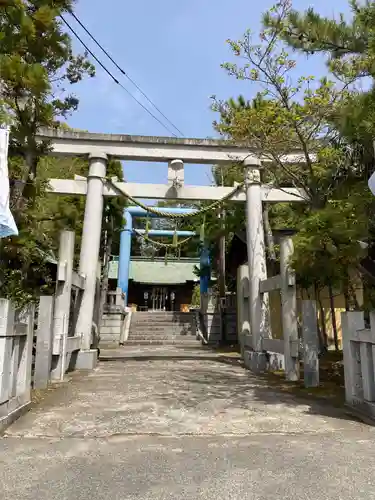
{"left": 127, "top": 335, "right": 198, "bottom": 344}
{"left": 127, "top": 311, "right": 198, "bottom": 346}
{"left": 129, "top": 324, "right": 192, "bottom": 330}
{"left": 129, "top": 326, "right": 193, "bottom": 332}
{"left": 101, "top": 326, "right": 122, "bottom": 335}
{"left": 129, "top": 333, "right": 196, "bottom": 339}
{"left": 131, "top": 322, "right": 192, "bottom": 327}
{"left": 100, "top": 319, "right": 122, "bottom": 328}
{"left": 124, "top": 339, "right": 200, "bottom": 346}
{"left": 130, "top": 319, "right": 192, "bottom": 323}
{"left": 130, "top": 328, "right": 193, "bottom": 334}
{"left": 131, "top": 313, "right": 192, "bottom": 320}
{"left": 130, "top": 321, "right": 192, "bottom": 326}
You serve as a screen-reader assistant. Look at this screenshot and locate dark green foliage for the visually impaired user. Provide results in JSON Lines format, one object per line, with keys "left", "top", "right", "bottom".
{"left": 0, "top": 1, "right": 95, "bottom": 305}
{"left": 209, "top": 0, "right": 374, "bottom": 309}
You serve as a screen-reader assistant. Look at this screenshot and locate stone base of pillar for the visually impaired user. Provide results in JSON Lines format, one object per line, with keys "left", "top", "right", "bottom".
{"left": 50, "top": 352, "right": 78, "bottom": 381}
{"left": 243, "top": 350, "right": 268, "bottom": 373}
{"left": 75, "top": 349, "right": 98, "bottom": 370}
{"left": 50, "top": 354, "right": 64, "bottom": 382}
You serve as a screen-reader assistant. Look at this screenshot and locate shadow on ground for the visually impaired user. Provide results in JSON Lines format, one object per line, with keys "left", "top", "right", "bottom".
{"left": 100, "top": 354, "right": 243, "bottom": 367}
{"left": 99, "top": 349, "right": 364, "bottom": 427}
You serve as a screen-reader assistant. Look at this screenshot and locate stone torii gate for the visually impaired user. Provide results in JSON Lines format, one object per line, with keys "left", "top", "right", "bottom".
{"left": 37, "top": 128, "right": 306, "bottom": 369}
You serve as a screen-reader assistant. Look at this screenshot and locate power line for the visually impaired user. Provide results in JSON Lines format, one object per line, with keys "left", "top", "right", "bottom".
{"left": 59, "top": 14, "right": 179, "bottom": 137}
{"left": 68, "top": 10, "right": 184, "bottom": 137}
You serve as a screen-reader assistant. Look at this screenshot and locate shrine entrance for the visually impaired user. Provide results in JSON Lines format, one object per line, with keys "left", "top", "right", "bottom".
{"left": 39, "top": 128, "right": 306, "bottom": 369}
{"left": 151, "top": 287, "right": 167, "bottom": 311}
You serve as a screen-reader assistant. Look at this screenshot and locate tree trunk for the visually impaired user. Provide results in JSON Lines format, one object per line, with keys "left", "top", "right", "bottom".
{"left": 348, "top": 280, "right": 360, "bottom": 310}
{"left": 219, "top": 209, "right": 226, "bottom": 344}
{"left": 343, "top": 285, "right": 350, "bottom": 312}
{"left": 343, "top": 273, "right": 356, "bottom": 311}
{"left": 314, "top": 282, "right": 328, "bottom": 350}
{"left": 328, "top": 281, "right": 339, "bottom": 351}
{"left": 98, "top": 219, "right": 113, "bottom": 328}
{"left": 12, "top": 146, "right": 38, "bottom": 210}
{"left": 218, "top": 168, "right": 226, "bottom": 299}
{"left": 218, "top": 210, "right": 226, "bottom": 298}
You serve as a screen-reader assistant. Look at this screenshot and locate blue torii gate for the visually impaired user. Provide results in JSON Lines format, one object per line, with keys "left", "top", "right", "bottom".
{"left": 118, "top": 206, "right": 211, "bottom": 304}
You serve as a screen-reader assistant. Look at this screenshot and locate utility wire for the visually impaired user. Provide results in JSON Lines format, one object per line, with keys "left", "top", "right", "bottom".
{"left": 68, "top": 10, "right": 184, "bottom": 137}
{"left": 60, "top": 14, "right": 178, "bottom": 137}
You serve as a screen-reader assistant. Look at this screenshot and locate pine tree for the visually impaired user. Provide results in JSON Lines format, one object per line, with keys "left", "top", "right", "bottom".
{"left": 263, "top": 0, "right": 375, "bottom": 82}
{"left": 0, "top": 1, "right": 95, "bottom": 304}
{"left": 0, "top": 0, "right": 94, "bottom": 200}
{"left": 209, "top": 0, "right": 372, "bottom": 315}
{"left": 263, "top": 0, "right": 375, "bottom": 309}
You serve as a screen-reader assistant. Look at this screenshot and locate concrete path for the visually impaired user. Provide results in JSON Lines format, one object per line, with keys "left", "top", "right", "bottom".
{"left": 1, "top": 346, "right": 375, "bottom": 499}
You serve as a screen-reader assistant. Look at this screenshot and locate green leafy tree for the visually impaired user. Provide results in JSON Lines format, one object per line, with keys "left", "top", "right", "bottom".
{"left": 263, "top": 0, "right": 375, "bottom": 314}
{"left": 0, "top": 1, "right": 94, "bottom": 304}
{"left": 0, "top": 155, "right": 88, "bottom": 305}
{"left": 210, "top": 1, "right": 373, "bottom": 341}
{"left": 1, "top": 154, "right": 126, "bottom": 306}
{"left": 0, "top": 0, "right": 94, "bottom": 202}
{"left": 263, "top": 0, "right": 375, "bottom": 177}
{"left": 265, "top": 0, "right": 375, "bottom": 84}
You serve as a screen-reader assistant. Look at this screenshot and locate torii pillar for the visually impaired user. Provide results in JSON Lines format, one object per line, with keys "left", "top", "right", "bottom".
{"left": 245, "top": 160, "right": 270, "bottom": 370}
{"left": 75, "top": 153, "right": 107, "bottom": 369}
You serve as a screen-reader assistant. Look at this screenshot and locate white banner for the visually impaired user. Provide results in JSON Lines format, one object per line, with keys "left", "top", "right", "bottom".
{"left": 0, "top": 127, "right": 18, "bottom": 238}
{"left": 369, "top": 171, "right": 375, "bottom": 196}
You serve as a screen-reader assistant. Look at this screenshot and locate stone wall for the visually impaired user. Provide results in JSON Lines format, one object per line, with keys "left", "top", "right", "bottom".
{"left": 268, "top": 283, "right": 363, "bottom": 351}
{"left": 342, "top": 311, "right": 375, "bottom": 422}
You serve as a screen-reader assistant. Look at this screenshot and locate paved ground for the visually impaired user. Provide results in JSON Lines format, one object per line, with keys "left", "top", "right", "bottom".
{"left": 1, "top": 346, "right": 375, "bottom": 499}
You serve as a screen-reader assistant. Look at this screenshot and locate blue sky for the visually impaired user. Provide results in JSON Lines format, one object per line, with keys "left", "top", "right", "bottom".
{"left": 66, "top": 0, "right": 352, "bottom": 187}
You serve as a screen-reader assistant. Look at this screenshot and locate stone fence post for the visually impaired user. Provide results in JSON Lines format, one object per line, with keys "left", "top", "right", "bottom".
{"left": 51, "top": 230, "right": 75, "bottom": 381}
{"left": 280, "top": 235, "right": 299, "bottom": 382}
{"left": 0, "top": 299, "right": 34, "bottom": 430}
{"left": 302, "top": 300, "right": 319, "bottom": 387}
{"left": 34, "top": 296, "right": 54, "bottom": 389}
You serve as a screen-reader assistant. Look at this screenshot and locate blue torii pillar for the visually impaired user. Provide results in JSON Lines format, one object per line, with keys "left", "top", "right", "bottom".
{"left": 118, "top": 206, "right": 211, "bottom": 304}
{"left": 118, "top": 210, "right": 133, "bottom": 303}
{"left": 200, "top": 245, "right": 210, "bottom": 294}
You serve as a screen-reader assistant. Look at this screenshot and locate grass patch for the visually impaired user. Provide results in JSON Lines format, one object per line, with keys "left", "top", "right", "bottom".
{"left": 31, "top": 383, "right": 61, "bottom": 405}
{"left": 260, "top": 352, "right": 345, "bottom": 407}
{"left": 208, "top": 344, "right": 241, "bottom": 355}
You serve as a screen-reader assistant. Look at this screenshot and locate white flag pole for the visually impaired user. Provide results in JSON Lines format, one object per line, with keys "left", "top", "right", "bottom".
{"left": 368, "top": 171, "right": 375, "bottom": 197}
{"left": 0, "top": 126, "right": 18, "bottom": 238}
